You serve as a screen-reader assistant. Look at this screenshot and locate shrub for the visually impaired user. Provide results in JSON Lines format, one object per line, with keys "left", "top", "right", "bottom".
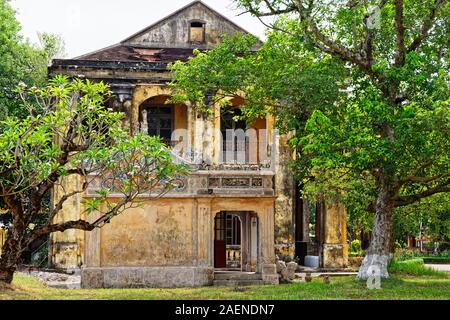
{"left": 437, "top": 250, "right": 450, "bottom": 257}
{"left": 349, "top": 252, "right": 364, "bottom": 257}
{"left": 422, "top": 257, "right": 450, "bottom": 264}
{"left": 350, "top": 240, "right": 362, "bottom": 253}
{"left": 388, "top": 258, "right": 447, "bottom": 277}
{"left": 393, "top": 248, "right": 426, "bottom": 261}
{"left": 438, "top": 242, "right": 450, "bottom": 252}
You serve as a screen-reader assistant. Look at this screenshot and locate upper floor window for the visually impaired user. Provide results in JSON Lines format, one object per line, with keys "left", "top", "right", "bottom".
{"left": 190, "top": 21, "right": 205, "bottom": 43}
{"left": 140, "top": 104, "right": 174, "bottom": 144}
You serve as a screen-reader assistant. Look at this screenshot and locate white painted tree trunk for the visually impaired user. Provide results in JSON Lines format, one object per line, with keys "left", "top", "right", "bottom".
{"left": 358, "top": 180, "right": 394, "bottom": 280}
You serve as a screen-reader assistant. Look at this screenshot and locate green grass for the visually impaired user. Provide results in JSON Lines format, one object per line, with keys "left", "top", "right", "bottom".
{"left": 388, "top": 258, "right": 449, "bottom": 277}
{"left": 0, "top": 272, "right": 449, "bottom": 300}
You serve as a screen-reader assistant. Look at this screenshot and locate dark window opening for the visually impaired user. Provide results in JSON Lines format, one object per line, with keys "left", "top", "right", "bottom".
{"left": 191, "top": 22, "right": 203, "bottom": 28}
{"left": 190, "top": 21, "right": 205, "bottom": 43}
{"left": 221, "top": 108, "right": 250, "bottom": 163}
{"left": 141, "top": 104, "right": 174, "bottom": 143}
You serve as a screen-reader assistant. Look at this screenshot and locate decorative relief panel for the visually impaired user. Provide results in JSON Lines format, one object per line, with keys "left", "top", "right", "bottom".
{"left": 222, "top": 178, "right": 250, "bottom": 187}
{"left": 207, "top": 177, "right": 268, "bottom": 189}
{"left": 251, "top": 178, "right": 263, "bottom": 187}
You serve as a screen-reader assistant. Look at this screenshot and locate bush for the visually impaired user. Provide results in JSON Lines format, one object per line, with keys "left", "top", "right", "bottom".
{"left": 422, "top": 257, "right": 450, "bottom": 264}
{"left": 350, "top": 240, "right": 362, "bottom": 253}
{"left": 393, "top": 248, "right": 426, "bottom": 261}
{"left": 438, "top": 242, "right": 450, "bottom": 252}
{"left": 437, "top": 250, "right": 450, "bottom": 257}
{"left": 349, "top": 252, "right": 364, "bottom": 257}
{"left": 388, "top": 258, "right": 447, "bottom": 277}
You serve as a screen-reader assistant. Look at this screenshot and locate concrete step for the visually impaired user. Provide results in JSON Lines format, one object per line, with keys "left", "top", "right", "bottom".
{"left": 214, "top": 272, "right": 262, "bottom": 281}
{"left": 213, "top": 279, "right": 265, "bottom": 286}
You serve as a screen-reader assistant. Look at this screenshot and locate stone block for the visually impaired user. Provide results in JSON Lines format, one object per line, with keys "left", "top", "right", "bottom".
{"left": 81, "top": 267, "right": 214, "bottom": 288}
{"left": 304, "top": 255, "right": 320, "bottom": 268}
{"left": 262, "top": 274, "right": 279, "bottom": 285}
{"left": 81, "top": 268, "right": 104, "bottom": 288}
{"left": 322, "top": 244, "right": 348, "bottom": 268}
{"left": 276, "top": 260, "right": 286, "bottom": 273}
{"left": 262, "top": 263, "right": 277, "bottom": 275}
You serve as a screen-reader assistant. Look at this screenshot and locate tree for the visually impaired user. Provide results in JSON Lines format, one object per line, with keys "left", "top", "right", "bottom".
{"left": 38, "top": 32, "right": 66, "bottom": 65}
{"left": 169, "top": 0, "right": 450, "bottom": 279}
{"left": 393, "top": 193, "right": 450, "bottom": 248}
{"left": 0, "top": 76, "right": 186, "bottom": 284}
{"left": 0, "top": 0, "right": 49, "bottom": 119}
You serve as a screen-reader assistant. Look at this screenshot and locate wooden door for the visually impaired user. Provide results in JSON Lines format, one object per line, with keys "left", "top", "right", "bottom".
{"left": 214, "top": 213, "right": 226, "bottom": 268}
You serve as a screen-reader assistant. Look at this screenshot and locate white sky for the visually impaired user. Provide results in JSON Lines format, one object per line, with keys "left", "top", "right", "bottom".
{"left": 10, "top": 0, "right": 268, "bottom": 59}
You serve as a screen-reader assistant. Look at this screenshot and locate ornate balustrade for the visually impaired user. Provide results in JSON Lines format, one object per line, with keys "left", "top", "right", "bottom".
{"left": 85, "top": 147, "right": 275, "bottom": 198}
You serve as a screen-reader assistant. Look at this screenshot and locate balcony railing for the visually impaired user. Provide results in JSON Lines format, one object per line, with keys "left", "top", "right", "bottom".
{"left": 226, "top": 245, "right": 241, "bottom": 269}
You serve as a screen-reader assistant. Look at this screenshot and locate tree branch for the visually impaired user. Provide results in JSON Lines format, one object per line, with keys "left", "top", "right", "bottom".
{"left": 394, "top": 0, "right": 406, "bottom": 67}
{"left": 245, "top": 1, "right": 296, "bottom": 17}
{"left": 399, "top": 173, "right": 450, "bottom": 185}
{"left": 393, "top": 180, "right": 450, "bottom": 207}
{"left": 47, "top": 186, "right": 88, "bottom": 224}
{"left": 362, "top": 0, "right": 389, "bottom": 66}
{"left": 407, "top": 0, "right": 447, "bottom": 53}
{"left": 28, "top": 220, "right": 95, "bottom": 245}
{"left": 295, "top": 1, "right": 384, "bottom": 81}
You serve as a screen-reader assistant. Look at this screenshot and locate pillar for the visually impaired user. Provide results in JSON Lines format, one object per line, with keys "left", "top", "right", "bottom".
{"left": 193, "top": 110, "right": 204, "bottom": 164}
{"left": 261, "top": 206, "right": 279, "bottom": 284}
{"left": 273, "top": 131, "right": 295, "bottom": 259}
{"left": 50, "top": 174, "right": 84, "bottom": 270}
{"left": 84, "top": 211, "right": 101, "bottom": 268}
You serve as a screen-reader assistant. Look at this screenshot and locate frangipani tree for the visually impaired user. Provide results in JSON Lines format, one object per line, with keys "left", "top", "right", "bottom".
{"left": 0, "top": 76, "right": 187, "bottom": 284}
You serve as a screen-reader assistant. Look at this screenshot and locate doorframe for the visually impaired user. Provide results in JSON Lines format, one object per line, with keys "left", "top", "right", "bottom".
{"left": 213, "top": 211, "right": 259, "bottom": 272}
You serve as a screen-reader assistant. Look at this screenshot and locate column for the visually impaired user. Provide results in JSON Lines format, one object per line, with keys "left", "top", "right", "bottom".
{"left": 261, "top": 206, "right": 279, "bottom": 284}
{"left": 50, "top": 174, "right": 84, "bottom": 270}
{"left": 250, "top": 215, "right": 258, "bottom": 272}
{"left": 322, "top": 201, "right": 348, "bottom": 268}
{"left": 84, "top": 211, "right": 101, "bottom": 268}
{"left": 196, "top": 199, "right": 212, "bottom": 267}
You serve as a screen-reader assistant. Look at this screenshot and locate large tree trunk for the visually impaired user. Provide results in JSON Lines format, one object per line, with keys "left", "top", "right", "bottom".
{"left": 358, "top": 180, "right": 395, "bottom": 280}
{"left": 0, "top": 264, "right": 16, "bottom": 284}
{"left": 0, "top": 234, "right": 22, "bottom": 285}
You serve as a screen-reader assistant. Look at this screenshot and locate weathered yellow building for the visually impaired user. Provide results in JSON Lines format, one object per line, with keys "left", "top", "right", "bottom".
{"left": 49, "top": 1, "right": 347, "bottom": 288}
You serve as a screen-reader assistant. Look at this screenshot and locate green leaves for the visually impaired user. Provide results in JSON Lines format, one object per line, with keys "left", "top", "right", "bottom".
{"left": 170, "top": 0, "right": 449, "bottom": 224}
{"left": 0, "top": 0, "right": 49, "bottom": 119}
{"left": 0, "top": 77, "right": 187, "bottom": 213}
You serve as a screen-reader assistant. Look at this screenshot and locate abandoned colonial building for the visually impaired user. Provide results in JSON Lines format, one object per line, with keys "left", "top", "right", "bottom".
{"left": 49, "top": 0, "right": 348, "bottom": 288}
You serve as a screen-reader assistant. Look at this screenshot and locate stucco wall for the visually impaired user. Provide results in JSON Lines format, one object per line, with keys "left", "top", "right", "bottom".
{"left": 84, "top": 196, "right": 276, "bottom": 268}
{"left": 100, "top": 199, "right": 194, "bottom": 267}
{"left": 80, "top": 196, "right": 277, "bottom": 287}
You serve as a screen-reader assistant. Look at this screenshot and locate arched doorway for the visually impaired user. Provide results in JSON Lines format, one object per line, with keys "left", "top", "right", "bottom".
{"left": 214, "top": 212, "right": 241, "bottom": 269}
{"left": 214, "top": 212, "right": 259, "bottom": 271}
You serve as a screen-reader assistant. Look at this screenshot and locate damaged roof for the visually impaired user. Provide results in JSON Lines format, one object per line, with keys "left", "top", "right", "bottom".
{"left": 77, "top": 45, "right": 197, "bottom": 63}
{"left": 51, "top": 0, "right": 260, "bottom": 72}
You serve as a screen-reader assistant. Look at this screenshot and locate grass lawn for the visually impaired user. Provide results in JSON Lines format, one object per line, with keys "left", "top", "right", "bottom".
{"left": 0, "top": 272, "right": 449, "bottom": 300}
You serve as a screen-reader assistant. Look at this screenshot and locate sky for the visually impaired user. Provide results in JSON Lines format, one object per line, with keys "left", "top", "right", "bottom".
{"left": 10, "top": 0, "right": 268, "bottom": 59}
